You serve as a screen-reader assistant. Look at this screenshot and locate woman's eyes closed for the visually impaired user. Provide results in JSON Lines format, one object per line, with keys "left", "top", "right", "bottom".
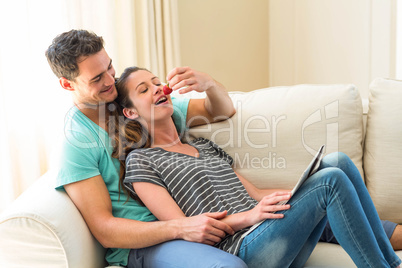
{"left": 140, "top": 83, "right": 161, "bottom": 93}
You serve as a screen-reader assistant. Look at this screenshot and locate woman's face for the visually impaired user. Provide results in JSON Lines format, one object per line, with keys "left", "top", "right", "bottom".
{"left": 124, "top": 70, "right": 173, "bottom": 124}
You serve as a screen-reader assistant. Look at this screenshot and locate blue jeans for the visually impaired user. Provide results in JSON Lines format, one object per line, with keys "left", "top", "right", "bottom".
{"left": 127, "top": 240, "right": 247, "bottom": 268}
{"left": 321, "top": 219, "right": 397, "bottom": 244}
{"left": 237, "top": 152, "right": 401, "bottom": 268}
{"left": 126, "top": 222, "right": 397, "bottom": 268}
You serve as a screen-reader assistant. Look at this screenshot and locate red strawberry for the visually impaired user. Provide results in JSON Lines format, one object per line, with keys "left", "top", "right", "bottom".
{"left": 163, "top": 83, "right": 173, "bottom": 95}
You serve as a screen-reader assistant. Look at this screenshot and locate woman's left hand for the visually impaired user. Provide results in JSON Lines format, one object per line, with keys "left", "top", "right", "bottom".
{"left": 219, "top": 191, "right": 292, "bottom": 232}
{"left": 247, "top": 192, "right": 292, "bottom": 224}
{"left": 166, "top": 66, "right": 215, "bottom": 94}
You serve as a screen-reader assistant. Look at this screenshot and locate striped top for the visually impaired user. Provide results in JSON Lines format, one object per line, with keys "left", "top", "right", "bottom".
{"left": 124, "top": 138, "right": 258, "bottom": 254}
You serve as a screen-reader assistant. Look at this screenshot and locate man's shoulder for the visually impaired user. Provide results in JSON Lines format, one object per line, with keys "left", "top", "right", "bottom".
{"left": 55, "top": 107, "right": 107, "bottom": 189}
{"left": 63, "top": 106, "right": 105, "bottom": 146}
{"left": 64, "top": 106, "right": 96, "bottom": 133}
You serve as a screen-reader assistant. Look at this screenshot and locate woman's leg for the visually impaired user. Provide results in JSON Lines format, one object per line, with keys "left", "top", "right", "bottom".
{"left": 289, "top": 217, "right": 329, "bottom": 266}
{"left": 319, "top": 152, "right": 399, "bottom": 265}
{"left": 296, "top": 219, "right": 398, "bottom": 266}
{"left": 320, "top": 220, "right": 398, "bottom": 245}
{"left": 127, "top": 240, "right": 247, "bottom": 268}
{"left": 237, "top": 167, "right": 401, "bottom": 268}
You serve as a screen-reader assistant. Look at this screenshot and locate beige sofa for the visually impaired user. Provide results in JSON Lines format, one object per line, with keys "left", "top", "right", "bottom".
{"left": 1, "top": 78, "right": 401, "bottom": 267}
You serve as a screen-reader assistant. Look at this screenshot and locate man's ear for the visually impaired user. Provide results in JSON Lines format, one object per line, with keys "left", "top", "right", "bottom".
{"left": 123, "top": 107, "right": 139, "bottom": 120}
{"left": 59, "top": 77, "right": 74, "bottom": 91}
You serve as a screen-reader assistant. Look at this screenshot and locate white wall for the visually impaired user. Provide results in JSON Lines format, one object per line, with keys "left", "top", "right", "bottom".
{"left": 268, "top": 0, "right": 397, "bottom": 99}
{"left": 177, "top": 0, "right": 269, "bottom": 92}
{"left": 177, "top": 0, "right": 398, "bottom": 97}
{"left": 397, "top": 0, "right": 402, "bottom": 80}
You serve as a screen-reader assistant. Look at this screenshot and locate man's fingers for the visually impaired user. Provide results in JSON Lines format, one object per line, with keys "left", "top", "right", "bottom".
{"left": 204, "top": 230, "right": 225, "bottom": 244}
{"left": 204, "top": 210, "right": 227, "bottom": 219}
{"left": 201, "top": 224, "right": 231, "bottom": 245}
{"left": 203, "top": 211, "right": 235, "bottom": 235}
{"left": 212, "top": 220, "right": 234, "bottom": 236}
{"left": 204, "top": 237, "right": 220, "bottom": 246}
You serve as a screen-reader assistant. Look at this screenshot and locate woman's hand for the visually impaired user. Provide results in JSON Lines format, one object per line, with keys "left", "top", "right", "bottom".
{"left": 166, "top": 66, "right": 216, "bottom": 94}
{"left": 167, "top": 66, "right": 235, "bottom": 127}
{"left": 247, "top": 191, "right": 292, "bottom": 225}
{"left": 219, "top": 191, "right": 292, "bottom": 232}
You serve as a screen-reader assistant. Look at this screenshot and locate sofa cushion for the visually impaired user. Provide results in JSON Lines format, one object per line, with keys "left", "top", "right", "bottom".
{"left": 187, "top": 84, "right": 364, "bottom": 189}
{"left": 364, "top": 78, "right": 402, "bottom": 224}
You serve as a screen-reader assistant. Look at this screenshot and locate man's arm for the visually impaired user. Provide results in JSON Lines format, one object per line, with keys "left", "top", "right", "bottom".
{"left": 167, "top": 67, "right": 236, "bottom": 127}
{"left": 64, "top": 175, "right": 233, "bottom": 248}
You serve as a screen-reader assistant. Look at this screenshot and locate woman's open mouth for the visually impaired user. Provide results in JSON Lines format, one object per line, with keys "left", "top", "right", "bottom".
{"left": 155, "top": 96, "right": 168, "bottom": 105}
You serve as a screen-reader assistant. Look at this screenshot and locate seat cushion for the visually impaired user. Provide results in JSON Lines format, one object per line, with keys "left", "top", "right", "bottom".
{"left": 305, "top": 243, "right": 355, "bottom": 267}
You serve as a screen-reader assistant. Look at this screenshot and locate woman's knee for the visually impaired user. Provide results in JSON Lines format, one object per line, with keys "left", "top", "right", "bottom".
{"left": 322, "top": 152, "right": 351, "bottom": 167}
{"left": 313, "top": 167, "right": 350, "bottom": 189}
{"left": 322, "top": 152, "right": 363, "bottom": 185}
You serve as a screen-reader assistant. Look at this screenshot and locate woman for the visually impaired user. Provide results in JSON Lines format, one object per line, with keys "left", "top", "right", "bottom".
{"left": 113, "top": 66, "right": 401, "bottom": 268}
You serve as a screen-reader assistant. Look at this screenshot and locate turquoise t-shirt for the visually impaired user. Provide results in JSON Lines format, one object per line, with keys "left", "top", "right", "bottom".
{"left": 56, "top": 97, "right": 190, "bottom": 267}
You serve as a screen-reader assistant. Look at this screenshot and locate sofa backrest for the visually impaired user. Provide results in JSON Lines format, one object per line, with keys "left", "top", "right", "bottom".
{"left": 364, "top": 78, "right": 402, "bottom": 224}
{"left": 187, "top": 84, "right": 364, "bottom": 190}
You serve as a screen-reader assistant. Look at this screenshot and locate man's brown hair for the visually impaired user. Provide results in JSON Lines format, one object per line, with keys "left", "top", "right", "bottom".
{"left": 45, "top": 29, "right": 104, "bottom": 81}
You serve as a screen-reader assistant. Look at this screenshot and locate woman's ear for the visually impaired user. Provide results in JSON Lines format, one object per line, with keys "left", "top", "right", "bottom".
{"left": 59, "top": 77, "right": 74, "bottom": 91}
{"left": 123, "top": 107, "right": 139, "bottom": 120}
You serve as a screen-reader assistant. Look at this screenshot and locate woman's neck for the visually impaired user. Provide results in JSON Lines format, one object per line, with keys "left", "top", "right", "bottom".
{"left": 148, "top": 118, "right": 183, "bottom": 148}
{"left": 147, "top": 117, "right": 200, "bottom": 158}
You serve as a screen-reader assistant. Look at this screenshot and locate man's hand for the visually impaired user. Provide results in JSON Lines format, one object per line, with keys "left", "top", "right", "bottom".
{"left": 174, "top": 211, "right": 234, "bottom": 246}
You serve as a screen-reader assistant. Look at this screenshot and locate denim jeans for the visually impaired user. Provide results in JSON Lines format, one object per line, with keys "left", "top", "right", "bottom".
{"left": 128, "top": 240, "right": 247, "bottom": 268}
{"left": 237, "top": 152, "right": 401, "bottom": 268}
{"left": 321, "top": 219, "right": 397, "bottom": 244}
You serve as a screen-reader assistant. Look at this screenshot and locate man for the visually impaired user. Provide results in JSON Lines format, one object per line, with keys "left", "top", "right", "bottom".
{"left": 46, "top": 29, "right": 401, "bottom": 267}
{"left": 46, "top": 29, "right": 244, "bottom": 267}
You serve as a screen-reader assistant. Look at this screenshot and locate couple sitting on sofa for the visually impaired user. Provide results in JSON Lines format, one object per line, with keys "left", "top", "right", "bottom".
{"left": 46, "top": 29, "right": 402, "bottom": 267}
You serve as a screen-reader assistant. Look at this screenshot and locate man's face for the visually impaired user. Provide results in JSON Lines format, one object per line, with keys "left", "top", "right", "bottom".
{"left": 71, "top": 48, "right": 118, "bottom": 105}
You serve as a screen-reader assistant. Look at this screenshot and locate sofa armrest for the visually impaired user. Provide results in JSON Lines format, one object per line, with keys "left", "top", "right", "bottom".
{"left": 0, "top": 170, "right": 106, "bottom": 268}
